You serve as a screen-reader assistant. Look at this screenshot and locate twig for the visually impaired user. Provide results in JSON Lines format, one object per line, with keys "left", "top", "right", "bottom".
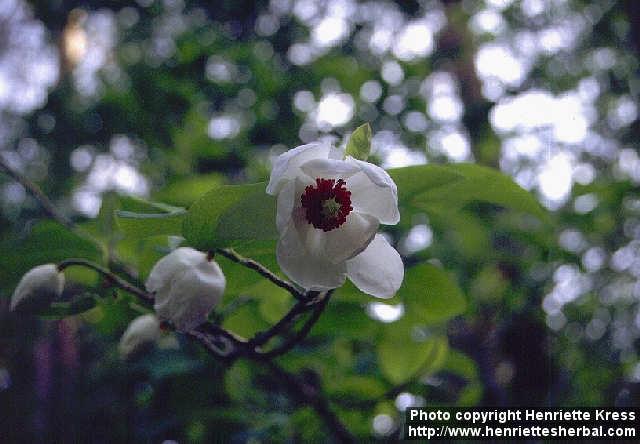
{"left": 265, "top": 360, "right": 355, "bottom": 443}
{"left": 57, "top": 258, "right": 153, "bottom": 304}
{"left": 188, "top": 323, "right": 251, "bottom": 360}
{"left": 216, "top": 248, "right": 306, "bottom": 301}
{"left": 249, "top": 291, "right": 322, "bottom": 347}
{"left": 258, "top": 291, "right": 331, "bottom": 359}
{"left": 0, "top": 156, "right": 75, "bottom": 230}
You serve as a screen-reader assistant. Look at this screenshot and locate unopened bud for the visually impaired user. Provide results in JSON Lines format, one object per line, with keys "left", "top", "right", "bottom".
{"left": 146, "top": 247, "right": 225, "bottom": 331}
{"left": 11, "top": 264, "right": 65, "bottom": 312}
{"left": 119, "top": 314, "right": 161, "bottom": 358}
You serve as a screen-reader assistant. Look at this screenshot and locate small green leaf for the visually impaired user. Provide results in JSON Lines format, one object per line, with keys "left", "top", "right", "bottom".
{"left": 252, "top": 280, "right": 293, "bottom": 324}
{"left": 444, "top": 349, "right": 479, "bottom": 381}
{"left": 377, "top": 333, "right": 449, "bottom": 384}
{"left": 345, "top": 123, "right": 372, "bottom": 160}
{"left": 326, "top": 375, "right": 387, "bottom": 399}
{"left": 401, "top": 264, "right": 466, "bottom": 324}
{"left": 183, "top": 182, "right": 278, "bottom": 250}
{"left": 414, "top": 163, "right": 547, "bottom": 220}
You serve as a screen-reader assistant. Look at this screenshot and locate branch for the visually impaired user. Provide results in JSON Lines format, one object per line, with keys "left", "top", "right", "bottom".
{"left": 57, "top": 258, "right": 153, "bottom": 304}
{"left": 257, "top": 291, "right": 331, "bottom": 359}
{"left": 216, "top": 248, "right": 306, "bottom": 301}
{"left": 249, "top": 290, "right": 322, "bottom": 347}
{"left": 188, "top": 323, "right": 251, "bottom": 360}
{"left": 265, "top": 360, "right": 355, "bottom": 443}
{"left": 0, "top": 156, "right": 75, "bottom": 230}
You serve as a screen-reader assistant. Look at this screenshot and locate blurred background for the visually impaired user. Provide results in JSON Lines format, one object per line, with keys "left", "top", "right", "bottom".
{"left": 1, "top": 0, "right": 640, "bottom": 441}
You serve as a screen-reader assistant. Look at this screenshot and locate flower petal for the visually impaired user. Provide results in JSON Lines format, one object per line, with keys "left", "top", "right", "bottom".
{"left": 155, "top": 259, "right": 225, "bottom": 331}
{"left": 346, "top": 234, "right": 404, "bottom": 298}
{"left": 275, "top": 179, "right": 297, "bottom": 233}
{"left": 276, "top": 222, "right": 347, "bottom": 290}
{"left": 324, "top": 212, "right": 378, "bottom": 263}
{"left": 266, "top": 142, "right": 330, "bottom": 195}
{"left": 145, "top": 247, "right": 204, "bottom": 293}
{"left": 300, "top": 158, "right": 361, "bottom": 180}
{"left": 11, "top": 264, "right": 65, "bottom": 312}
{"left": 346, "top": 157, "right": 400, "bottom": 225}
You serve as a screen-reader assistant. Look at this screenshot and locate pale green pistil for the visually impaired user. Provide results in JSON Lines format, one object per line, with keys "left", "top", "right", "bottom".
{"left": 321, "top": 198, "right": 342, "bottom": 218}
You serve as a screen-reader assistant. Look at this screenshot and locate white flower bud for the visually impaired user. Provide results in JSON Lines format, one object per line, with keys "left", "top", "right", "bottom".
{"left": 11, "top": 264, "right": 65, "bottom": 312}
{"left": 119, "top": 314, "right": 161, "bottom": 358}
{"left": 146, "top": 247, "right": 225, "bottom": 332}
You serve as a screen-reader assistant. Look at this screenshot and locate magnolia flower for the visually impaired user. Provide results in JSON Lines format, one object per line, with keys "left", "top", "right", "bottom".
{"left": 146, "top": 247, "right": 225, "bottom": 331}
{"left": 267, "top": 141, "right": 404, "bottom": 297}
{"left": 119, "top": 314, "right": 161, "bottom": 358}
{"left": 11, "top": 264, "right": 65, "bottom": 312}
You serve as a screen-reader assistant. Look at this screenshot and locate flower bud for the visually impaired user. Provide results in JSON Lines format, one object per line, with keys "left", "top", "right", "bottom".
{"left": 146, "top": 247, "right": 225, "bottom": 331}
{"left": 11, "top": 264, "right": 65, "bottom": 312}
{"left": 119, "top": 314, "right": 161, "bottom": 358}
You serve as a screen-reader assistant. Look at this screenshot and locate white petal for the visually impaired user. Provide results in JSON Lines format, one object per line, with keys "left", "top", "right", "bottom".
{"left": 276, "top": 222, "right": 347, "bottom": 290}
{"left": 119, "top": 314, "right": 161, "bottom": 358}
{"left": 154, "top": 259, "right": 225, "bottom": 331}
{"left": 266, "top": 142, "right": 330, "bottom": 195}
{"left": 346, "top": 234, "right": 404, "bottom": 298}
{"left": 324, "top": 212, "right": 378, "bottom": 263}
{"left": 276, "top": 177, "right": 312, "bottom": 233}
{"left": 300, "top": 158, "right": 361, "bottom": 180}
{"left": 10, "top": 264, "right": 65, "bottom": 311}
{"left": 345, "top": 157, "right": 400, "bottom": 225}
{"left": 145, "top": 247, "right": 205, "bottom": 293}
{"left": 329, "top": 145, "right": 345, "bottom": 159}
{"left": 276, "top": 179, "right": 297, "bottom": 233}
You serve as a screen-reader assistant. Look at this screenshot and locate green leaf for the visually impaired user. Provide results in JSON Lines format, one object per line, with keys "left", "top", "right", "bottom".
{"left": 387, "top": 165, "right": 463, "bottom": 207}
{"left": 222, "top": 303, "right": 270, "bottom": 338}
{"left": 255, "top": 281, "right": 293, "bottom": 324}
{"left": 0, "top": 221, "right": 103, "bottom": 294}
{"left": 401, "top": 264, "right": 466, "bottom": 324}
{"left": 116, "top": 210, "right": 186, "bottom": 239}
{"left": 183, "top": 182, "right": 278, "bottom": 250}
{"left": 377, "top": 333, "right": 449, "bottom": 384}
{"left": 326, "top": 375, "right": 387, "bottom": 400}
{"left": 443, "top": 349, "right": 479, "bottom": 381}
{"left": 345, "top": 123, "right": 372, "bottom": 160}
{"left": 413, "top": 163, "right": 547, "bottom": 220}
{"left": 312, "top": 301, "right": 377, "bottom": 340}
{"left": 115, "top": 197, "right": 186, "bottom": 240}
{"left": 38, "top": 294, "right": 99, "bottom": 319}
{"left": 154, "top": 174, "right": 224, "bottom": 207}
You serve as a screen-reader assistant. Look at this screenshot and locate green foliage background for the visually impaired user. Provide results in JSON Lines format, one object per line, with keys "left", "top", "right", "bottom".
{"left": 0, "top": 0, "right": 639, "bottom": 441}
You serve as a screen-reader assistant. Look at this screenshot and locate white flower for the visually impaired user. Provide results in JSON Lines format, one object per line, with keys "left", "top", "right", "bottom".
{"left": 11, "top": 264, "right": 65, "bottom": 312}
{"left": 267, "top": 141, "right": 404, "bottom": 298}
{"left": 119, "top": 314, "right": 161, "bottom": 358}
{"left": 146, "top": 247, "right": 226, "bottom": 331}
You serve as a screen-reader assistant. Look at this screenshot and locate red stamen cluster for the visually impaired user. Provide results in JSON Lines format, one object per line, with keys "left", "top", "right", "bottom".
{"left": 301, "top": 178, "right": 353, "bottom": 231}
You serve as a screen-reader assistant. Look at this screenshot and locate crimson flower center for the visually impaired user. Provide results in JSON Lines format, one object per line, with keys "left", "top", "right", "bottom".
{"left": 301, "top": 178, "right": 353, "bottom": 232}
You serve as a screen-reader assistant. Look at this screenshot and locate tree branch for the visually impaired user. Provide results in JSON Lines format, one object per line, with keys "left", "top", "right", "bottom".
{"left": 216, "top": 247, "right": 306, "bottom": 301}
{"left": 57, "top": 258, "right": 154, "bottom": 304}
{"left": 257, "top": 291, "right": 331, "bottom": 359}
{"left": 265, "top": 360, "right": 355, "bottom": 443}
{"left": 249, "top": 290, "right": 322, "bottom": 347}
{"left": 0, "top": 156, "right": 75, "bottom": 230}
